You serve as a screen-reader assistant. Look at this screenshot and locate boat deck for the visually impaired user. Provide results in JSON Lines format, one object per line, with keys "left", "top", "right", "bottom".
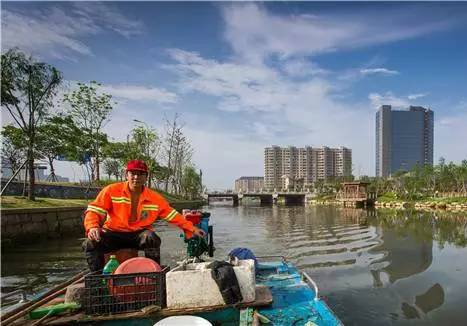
{"left": 9, "top": 286, "right": 272, "bottom": 325}
{"left": 256, "top": 261, "right": 342, "bottom": 326}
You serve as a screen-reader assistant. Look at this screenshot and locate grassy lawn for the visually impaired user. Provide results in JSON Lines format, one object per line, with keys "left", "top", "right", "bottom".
{"left": 1, "top": 194, "right": 202, "bottom": 209}
{"left": 1, "top": 196, "right": 90, "bottom": 209}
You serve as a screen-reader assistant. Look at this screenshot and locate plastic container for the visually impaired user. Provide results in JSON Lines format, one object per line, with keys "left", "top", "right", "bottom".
{"left": 111, "top": 258, "right": 162, "bottom": 302}
{"left": 84, "top": 266, "right": 169, "bottom": 315}
{"left": 166, "top": 259, "right": 255, "bottom": 309}
{"left": 114, "top": 257, "right": 162, "bottom": 274}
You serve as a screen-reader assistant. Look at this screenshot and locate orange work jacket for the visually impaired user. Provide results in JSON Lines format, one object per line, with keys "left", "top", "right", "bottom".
{"left": 84, "top": 182, "right": 195, "bottom": 237}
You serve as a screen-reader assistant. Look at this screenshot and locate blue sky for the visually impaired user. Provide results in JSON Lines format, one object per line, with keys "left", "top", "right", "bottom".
{"left": 2, "top": 2, "right": 467, "bottom": 188}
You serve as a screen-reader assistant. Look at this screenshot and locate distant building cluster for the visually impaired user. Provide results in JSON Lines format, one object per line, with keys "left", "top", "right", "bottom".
{"left": 376, "top": 105, "right": 434, "bottom": 177}
{"left": 233, "top": 104, "right": 435, "bottom": 190}
{"left": 234, "top": 176, "right": 264, "bottom": 193}
{"left": 264, "top": 146, "right": 352, "bottom": 191}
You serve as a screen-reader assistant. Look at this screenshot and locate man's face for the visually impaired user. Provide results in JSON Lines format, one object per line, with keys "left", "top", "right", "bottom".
{"left": 126, "top": 170, "right": 148, "bottom": 189}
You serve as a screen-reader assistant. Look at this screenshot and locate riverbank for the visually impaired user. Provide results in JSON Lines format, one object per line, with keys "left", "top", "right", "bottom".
{"left": 307, "top": 195, "right": 467, "bottom": 211}
{"left": 374, "top": 196, "right": 467, "bottom": 210}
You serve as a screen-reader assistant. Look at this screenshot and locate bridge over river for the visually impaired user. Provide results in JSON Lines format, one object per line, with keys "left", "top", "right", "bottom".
{"left": 207, "top": 182, "right": 375, "bottom": 207}
{"left": 207, "top": 191, "right": 310, "bottom": 205}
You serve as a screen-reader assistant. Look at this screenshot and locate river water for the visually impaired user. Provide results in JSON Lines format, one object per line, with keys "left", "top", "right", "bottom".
{"left": 2, "top": 204, "right": 467, "bottom": 325}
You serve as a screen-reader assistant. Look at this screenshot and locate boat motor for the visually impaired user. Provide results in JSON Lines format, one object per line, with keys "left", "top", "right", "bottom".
{"left": 183, "top": 210, "right": 214, "bottom": 259}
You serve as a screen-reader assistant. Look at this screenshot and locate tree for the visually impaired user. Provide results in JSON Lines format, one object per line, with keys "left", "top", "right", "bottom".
{"left": 36, "top": 115, "right": 81, "bottom": 181}
{"left": 63, "top": 81, "right": 113, "bottom": 182}
{"left": 181, "top": 166, "right": 201, "bottom": 199}
{"left": 103, "top": 158, "right": 123, "bottom": 180}
{"left": 102, "top": 125, "right": 161, "bottom": 186}
{"left": 102, "top": 141, "right": 129, "bottom": 162}
{"left": 101, "top": 141, "right": 127, "bottom": 181}
{"left": 1, "top": 49, "right": 62, "bottom": 199}
{"left": 172, "top": 128, "right": 192, "bottom": 195}
{"left": 162, "top": 113, "right": 179, "bottom": 192}
{"left": 1, "top": 125, "right": 27, "bottom": 174}
{"left": 130, "top": 125, "right": 160, "bottom": 187}
{"left": 160, "top": 114, "right": 195, "bottom": 195}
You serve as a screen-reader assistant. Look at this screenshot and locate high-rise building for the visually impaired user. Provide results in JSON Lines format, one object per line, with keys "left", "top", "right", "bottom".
{"left": 376, "top": 105, "right": 434, "bottom": 177}
{"left": 234, "top": 176, "right": 264, "bottom": 193}
{"left": 264, "top": 146, "right": 352, "bottom": 190}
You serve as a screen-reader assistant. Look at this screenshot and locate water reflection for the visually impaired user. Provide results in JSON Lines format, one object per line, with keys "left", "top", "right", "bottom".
{"left": 370, "top": 228, "right": 433, "bottom": 284}
{"left": 401, "top": 283, "right": 445, "bottom": 319}
{"left": 368, "top": 211, "right": 440, "bottom": 320}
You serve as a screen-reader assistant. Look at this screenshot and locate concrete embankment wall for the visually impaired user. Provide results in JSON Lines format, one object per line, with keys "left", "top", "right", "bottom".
{"left": 1, "top": 201, "right": 205, "bottom": 247}
{"left": 1, "top": 180, "right": 100, "bottom": 199}
{"left": 1, "top": 207, "right": 86, "bottom": 247}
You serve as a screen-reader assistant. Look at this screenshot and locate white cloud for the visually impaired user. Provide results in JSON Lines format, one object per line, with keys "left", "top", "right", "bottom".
{"left": 282, "top": 58, "right": 330, "bottom": 77}
{"left": 186, "top": 128, "right": 265, "bottom": 189}
{"left": 100, "top": 85, "right": 178, "bottom": 104}
{"left": 1, "top": 3, "right": 143, "bottom": 59}
{"left": 2, "top": 9, "right": 93, "bottom": 58}
{"left": 435, "top": 110, "right": 467, "bottom": 163}
{"left": 167, "top": 49, "right": 285, "bottom": 113}
{"left": 368, "top": 92, "right": 433, "bottom": 109}
{"left": 222, "top": 3, "right": 357, "bottom": 63}
{"left": 407, "top": 93, "right": 428, "bottom": 100}
{"left": 221, "top": 3, "right": 455, "bottom": 63}
{"left": 167, "top": 48, "right": 373, "bottom": 180}
{"left": 360, "top": 68, "right": 399, "bottom": 76}
{"left": 368, "top": 92, "right": 412, "bottom": 109}
{"left": 72, "top": 2, "right": 143, "bottom": 38}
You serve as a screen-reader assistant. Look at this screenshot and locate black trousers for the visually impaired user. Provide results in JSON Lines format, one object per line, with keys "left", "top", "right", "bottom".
{"left": 83, "top": 229, "right": 161, "bottom": 272}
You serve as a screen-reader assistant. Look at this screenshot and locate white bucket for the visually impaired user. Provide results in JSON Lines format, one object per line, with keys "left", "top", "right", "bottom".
{"left": 154, "top": 316, "right": 212, "bottom": 326}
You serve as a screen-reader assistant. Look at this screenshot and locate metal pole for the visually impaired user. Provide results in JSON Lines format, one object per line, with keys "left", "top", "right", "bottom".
{"left": 1, "top": 160, "right": 29, "bottom": 196}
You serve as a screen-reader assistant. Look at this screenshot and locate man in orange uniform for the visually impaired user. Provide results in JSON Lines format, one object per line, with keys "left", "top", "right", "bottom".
{"left": 83, "top": 159, "right": 205, "bottom": 271}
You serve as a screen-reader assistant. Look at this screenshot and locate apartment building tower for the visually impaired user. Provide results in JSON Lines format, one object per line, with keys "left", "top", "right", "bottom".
{"left": 264, "top": 146, "right": 352, "bottom": 190}
{"left": 234, "top": 177, "right": 264, "bottom": 193}
{"left": 376, "top": 105, "right": 434, "bottom": 177}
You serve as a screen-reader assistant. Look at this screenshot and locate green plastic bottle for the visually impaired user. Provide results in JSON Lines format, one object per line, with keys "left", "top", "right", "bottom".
{"left": 103, "top": 255, "right": 120, "bottom": 275}
{"left": 101, "top": 255, "right": 119, "bottom": 306}
{"left": 102, "top": 255, "right": 119, "bottom": 287}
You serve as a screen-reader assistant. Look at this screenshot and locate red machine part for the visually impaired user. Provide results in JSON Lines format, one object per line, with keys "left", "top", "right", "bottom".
{"left": 184, "top": 210, "right": 202, "bottom": 225}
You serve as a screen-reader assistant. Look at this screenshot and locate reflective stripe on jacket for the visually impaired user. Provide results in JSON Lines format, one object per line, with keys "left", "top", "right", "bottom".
{"left": 84, "top": 182, "right": 195, "bottom": 237}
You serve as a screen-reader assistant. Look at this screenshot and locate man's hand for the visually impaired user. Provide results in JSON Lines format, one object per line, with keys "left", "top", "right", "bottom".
{"left": 193, "top": 227, "right": 206, "bottom": 238}
{"left": 88, "top": 227, "right": 102, "bottom": 241}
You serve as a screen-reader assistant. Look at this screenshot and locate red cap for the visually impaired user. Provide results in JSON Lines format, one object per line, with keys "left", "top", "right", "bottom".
{"left": 126, "top": 160, "right": 148, "bottom": 173}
